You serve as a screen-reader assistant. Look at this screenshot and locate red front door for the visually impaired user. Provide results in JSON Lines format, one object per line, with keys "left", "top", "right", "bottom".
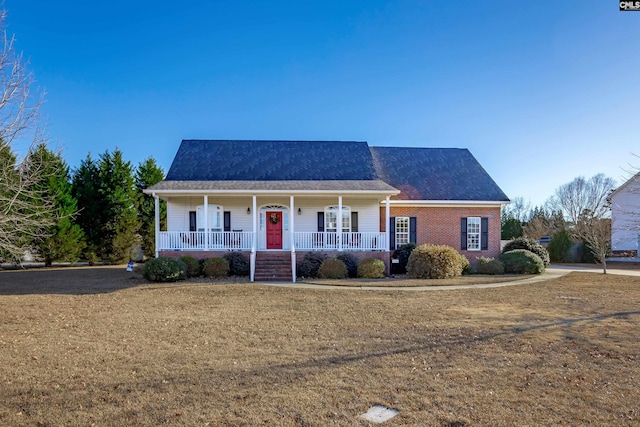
{"left": 266, "top": 211, "right": 283, "bottom": 249}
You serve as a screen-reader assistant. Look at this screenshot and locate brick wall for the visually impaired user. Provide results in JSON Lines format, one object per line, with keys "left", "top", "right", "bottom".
{"left": 380, "top": 206, "right": 502, "bottom": 263}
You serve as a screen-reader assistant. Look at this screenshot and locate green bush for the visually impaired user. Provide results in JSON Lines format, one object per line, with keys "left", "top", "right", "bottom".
{"left": 143, "top": 257, "right": 187, "bottom": 282}
{"left": 179, "top": 255, "right": 201, "bottom": 277}
{"left": 202, "top": 257, "right": 230, "bottom": 278}
{"left": 476, "top": 256, "right": 505, "bottom": 275}
{"left": 223, "top": 252, "right": 250, "bottom": 276}
{"left": 459, "top": 254, "right": 472, "bottom": 275}
{"left": 336, "top": 252, "right": 358, "bottom": 278}
{"left": 318, "top": 258, "right": 348, "bottom": 279}
{"left": 547, "top": 230, "right": 574, "bottom": 263}
{"left": 297, "top": 252, "right": 326, "bottom": 278}
{"left": 357, "top": 258, "right": 386, "bottom": 278}
{"left": 406, "top": 244, "right": 463, "bottom": 279}
{"left": 501, "top": 249, "right": 545, "bottom": 274}
{"left": 502, "top": 237, "right": 550, "bottom": 266}
{"left": 392, "top": 243, "right": 416, "bottom": 274}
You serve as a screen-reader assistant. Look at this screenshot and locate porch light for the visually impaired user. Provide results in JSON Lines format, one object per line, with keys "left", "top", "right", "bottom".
{"left": 298, "top": 208, "right": 302, "bottom": 215}
{"left": 247, "top": 207, "right": 251, "bottom": 215}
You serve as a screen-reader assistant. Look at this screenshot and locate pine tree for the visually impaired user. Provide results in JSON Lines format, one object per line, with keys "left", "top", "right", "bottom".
{"left": 72, "top": 154, "right": 102, "bottom": 261}
{"left": 135, "top": 157, "right": 166, "bottom": 258}
{"left": 29, "top": 144, "right": 85, "bottom": 266}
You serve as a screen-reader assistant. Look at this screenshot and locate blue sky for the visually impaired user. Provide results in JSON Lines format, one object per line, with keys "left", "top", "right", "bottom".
{"left": 4, "top": 0, "right": 640, "bottom": 206}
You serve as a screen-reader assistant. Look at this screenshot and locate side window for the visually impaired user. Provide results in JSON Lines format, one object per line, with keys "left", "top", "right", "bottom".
{"left": 395, "top": 217, "right": 409, "bottom": 249}
{"left": 467, "top": 217, "right": 481, "bottom": 250}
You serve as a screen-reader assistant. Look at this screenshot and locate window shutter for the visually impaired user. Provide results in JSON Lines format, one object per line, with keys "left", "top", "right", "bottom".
{"left": 317, "top": 212, "right": 324, "bottom": 232}
{"left": 189, "top": 211, "right": 196, "bottom": 232}
{"left": 481, "top": 217, "right": 489, "bottom": 250}
{"left": 460, "top": 217, "right": 467, "bottom": 250}
{"left": 351, "top": 212, "right": 358, "bottom": 232}
{"left": 409, "top": 217, "right": 417, "bottom": 244}
{"left": 389, "top": 217, "right": 396, "bottom": 250}
{"left": 223, "top": 211, "right": 231, "bottom": 232}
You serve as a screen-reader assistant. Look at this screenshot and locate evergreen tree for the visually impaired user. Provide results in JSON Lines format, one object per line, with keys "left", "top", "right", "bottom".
{"left": 72, "top": 154, "right": 103, "bottom": 260}
{"left": 135, "top": 157, "right": 166, "bottom": 258}
{"left": 29, "top": 144, "right": 85, "bottom": 266}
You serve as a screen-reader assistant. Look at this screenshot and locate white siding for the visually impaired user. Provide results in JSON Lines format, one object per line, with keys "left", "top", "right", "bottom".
{"left": 611, "top": 180, "right": 640, "bottom": 252}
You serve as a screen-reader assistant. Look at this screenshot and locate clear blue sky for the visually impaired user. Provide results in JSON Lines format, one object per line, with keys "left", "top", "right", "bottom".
{"left": 5, "top": 0, "right": 640, "bottom": 206}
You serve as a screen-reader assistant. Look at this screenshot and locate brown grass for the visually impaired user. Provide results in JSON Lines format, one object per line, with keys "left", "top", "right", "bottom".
{"left": 0, "top": 266, "right": 638, "bottom": 426}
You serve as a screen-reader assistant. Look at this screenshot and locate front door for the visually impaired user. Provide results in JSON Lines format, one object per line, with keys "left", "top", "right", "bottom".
{"left": 266, "top": 211, "right": 283, "bottom": 249}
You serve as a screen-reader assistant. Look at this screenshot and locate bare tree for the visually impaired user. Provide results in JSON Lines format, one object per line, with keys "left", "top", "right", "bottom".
{"left": 0, "top": 9, "right": 56, "bottom": 263}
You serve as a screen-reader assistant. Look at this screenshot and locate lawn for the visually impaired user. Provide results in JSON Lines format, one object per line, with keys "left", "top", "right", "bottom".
{"left": 0, "top": 266, "right": 638, "bottom": 426}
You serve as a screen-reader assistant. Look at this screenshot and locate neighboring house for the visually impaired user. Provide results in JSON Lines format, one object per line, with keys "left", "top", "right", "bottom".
{"left": 610, "top": 172, "right": 640, "bottom": 257}
{"left": 144, "top": 140, "right": 509, "bottom": 281}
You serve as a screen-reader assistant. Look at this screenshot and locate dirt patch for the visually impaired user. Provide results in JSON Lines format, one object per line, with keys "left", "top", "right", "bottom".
{"left": 0, "top": 268, "right": 638, "bottom": 426}
{"left": 304, "top": 274, "right": 534, "bottom": 287}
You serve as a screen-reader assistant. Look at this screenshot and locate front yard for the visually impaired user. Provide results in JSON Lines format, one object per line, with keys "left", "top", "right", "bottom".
{"left": 0, "top": 267, "right": 638, "bottom": 426}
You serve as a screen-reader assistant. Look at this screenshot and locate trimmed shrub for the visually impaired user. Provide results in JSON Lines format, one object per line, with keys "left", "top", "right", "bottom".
{"left": 223, "top": 252, "right": 250, "bottom": 276}
{"left": 502, "top": 237, "right": 550, "bottom": 266}
{"left": 318, "top": 258, "right": 348, "bottom": 279}
{"left": 392, "top": 243, "right": 416, "bottom": 274}
{"left": 459, "top": 254, "right": 472, "bottom": 275}
{"left": 407, "top": 244, "right": 463, "bottom": 279}
{"left": 501, "top": 249, "right": 545, "bottom": 274}
{"left": 143, "top": 257, "right": 187, "bottom": 282}
{"left": 476, "top": 256, "right": 505, "bottom": 275}
{"left": 179, "top": 255, "right": 201, "bottom": 277}
{"left": 336, "top": 252, "right": 358, "bottom": 278}
{"left": 547, "top": 229, "right": 574, "bottom": 263}
{"left": 202, "top": 257, "right": 230, "bottom": 278}
{"left": 297, "top": 252, "right": 326, "bottom": 278}
{"left": 357, "top": 258, "right": 386, "bottom": 278}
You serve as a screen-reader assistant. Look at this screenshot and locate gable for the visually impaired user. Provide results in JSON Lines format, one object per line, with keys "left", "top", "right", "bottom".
{"left": 370, "top": 146, "right": 509, "bottom": 202}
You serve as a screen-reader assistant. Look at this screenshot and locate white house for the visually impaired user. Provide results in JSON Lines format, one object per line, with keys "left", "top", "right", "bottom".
{"left": 610, "top": 172, "right": 640, "bottom": 257}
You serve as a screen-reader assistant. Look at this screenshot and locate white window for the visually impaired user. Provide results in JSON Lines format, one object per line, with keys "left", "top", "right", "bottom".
{"left": 325, "top": 206, "right": 351, "bottom": 232}
{"left": 467, "top": 217, "right": 481, "bottom": 250}
{"left": 196, "top": 205, "right": 223, "bottom": 231}
{"left": 395, "top": 217, "right": 410, "bottom": 249}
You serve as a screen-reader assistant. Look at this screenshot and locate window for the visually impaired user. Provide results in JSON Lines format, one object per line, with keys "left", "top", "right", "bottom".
{"left": 395, "top": 217, "right": 409, "bottom": 249}
{"left": 325, "top": 206, "right": 351, "bottom": 232}
{"left": 196, "top": 205, "right": 223, "bottom": 231}
{"left": 466, "top": 217, "right": 481, "bottom": 250}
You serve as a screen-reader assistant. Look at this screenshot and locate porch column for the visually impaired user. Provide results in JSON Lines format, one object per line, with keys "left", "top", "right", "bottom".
{"left": 251, "top": 195, "right": 257, "bottom": 282}
{"left": 204, "top": 195, "right": 209, "bottom": 250}
{"left": 154, "top": 193, "right": 160, "bottom": 258}
{"left": 290, "top": 195, "right": 296, "bottom": 283}
{"left": 385, "top": 196, "right": 391, "bottom": 252}
{"left": 338, "top": 196, "right": 343, "bottom": 251}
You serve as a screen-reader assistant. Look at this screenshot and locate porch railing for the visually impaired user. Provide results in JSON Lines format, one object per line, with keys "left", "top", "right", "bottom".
{"left": 293, "top": 232, "right": 387, "bottom": 251}
{"left": 157, "top": 231, "right": 254, "bottom": 251}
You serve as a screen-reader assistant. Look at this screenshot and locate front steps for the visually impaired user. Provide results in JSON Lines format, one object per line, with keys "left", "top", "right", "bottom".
{"left": 254, "top": 252, "right": 293, "bottom": 281}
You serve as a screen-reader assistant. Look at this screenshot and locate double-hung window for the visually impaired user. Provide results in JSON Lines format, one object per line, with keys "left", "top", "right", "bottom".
{"left": 466, "top": 217, "right": 481, "bottom": 250}
{"left": 395, "top": 217, "right": 410, "bottom": 249}
{"left": 196, "top": 205, "right": 223, "bottom": 232}
{"left": 325, "top": 206, "right": 351, "bottom": 232}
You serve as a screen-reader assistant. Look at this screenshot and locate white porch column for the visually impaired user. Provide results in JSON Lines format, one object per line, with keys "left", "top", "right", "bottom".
{"left": 385, "top": 196, "right": 391, "bottom": 252}
{"left": 154, "top": 194, "right": 160, "bottom": 258}
{"left": 338, "top": 196, "right": 343, "bottom": 251}
{"left": 203, "top": 195, "right": 209, "bottom": 250}
{"left": 290, "top": 195, "right": 296, "bottom": 283}
{"left": 250, "top": 195, "right": 257, "bottom": 282}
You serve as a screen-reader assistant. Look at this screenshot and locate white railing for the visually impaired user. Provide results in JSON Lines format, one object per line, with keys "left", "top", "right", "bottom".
{"left": 293, "top": 232, "right": 387, "bottom": 251}
{"left": 158, "top": 231, "right": 254, "bottom": 251}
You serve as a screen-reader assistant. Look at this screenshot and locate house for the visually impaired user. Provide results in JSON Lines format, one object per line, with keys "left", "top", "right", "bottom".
{"left": 610, "top": 172, "right": 640, "bottom": 257}
{"left": 144, "top": 140, "right": 509, "bottom": 281}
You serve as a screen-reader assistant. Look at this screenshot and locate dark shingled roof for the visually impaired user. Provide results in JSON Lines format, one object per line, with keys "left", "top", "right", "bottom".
{"left": 166, "top": 140, "right": 378, "bottom": 181}
{"left": 370, "top": 146, "right": 509, "bottom": 201}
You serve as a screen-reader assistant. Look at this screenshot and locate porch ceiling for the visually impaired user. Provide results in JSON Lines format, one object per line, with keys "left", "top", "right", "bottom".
{"left": 145, "top": 180, "right": 400, "bottom": 197}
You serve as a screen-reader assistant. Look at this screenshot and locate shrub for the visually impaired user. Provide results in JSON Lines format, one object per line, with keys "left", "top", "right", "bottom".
{"left": 297, "top": 252, "right": 326, "bottom": 278}
{"left": 392, "top": 243, "right": 416, "bottom": 274}
{"left": 502, "top": 237, "right": 550, "bottom": 266}
{"left": 223, "top": 252, "right": 250, "bottom": 276}
{"left": 179, "top": 255, "right": 201, "bottom": 277}
{"left": 501, "top": 249, "right": 545, "bottom": 274}
{"left": 459, "top": 254, "right": 472, "bottom": 275}
{"left": 547, "top": 229, "right": 574, "bottom": 263}
{"left": 336, "top": 252, "right": 358, "bottom": 278}
{"left": 476, "top": 256, "right": 505, "bottom": 275}
{"left": 406, "top": 244, "right": 463, "bottom": 279}
{"left": 143, "top": 257, "right": 187, "bottom": 282}
{"left": 202, "top": 257, "right": 230, "bottom": 278}
{"left": 357, "top": 258, "right": 386, "bottom": 278}
{"left": 318, "top": 258, "right": 348, "bottom": 279}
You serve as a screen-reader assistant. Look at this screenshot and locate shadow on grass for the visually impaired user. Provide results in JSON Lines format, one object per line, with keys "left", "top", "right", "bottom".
{"left": 0, "top": 266, "right": 144, "bottom": 295}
